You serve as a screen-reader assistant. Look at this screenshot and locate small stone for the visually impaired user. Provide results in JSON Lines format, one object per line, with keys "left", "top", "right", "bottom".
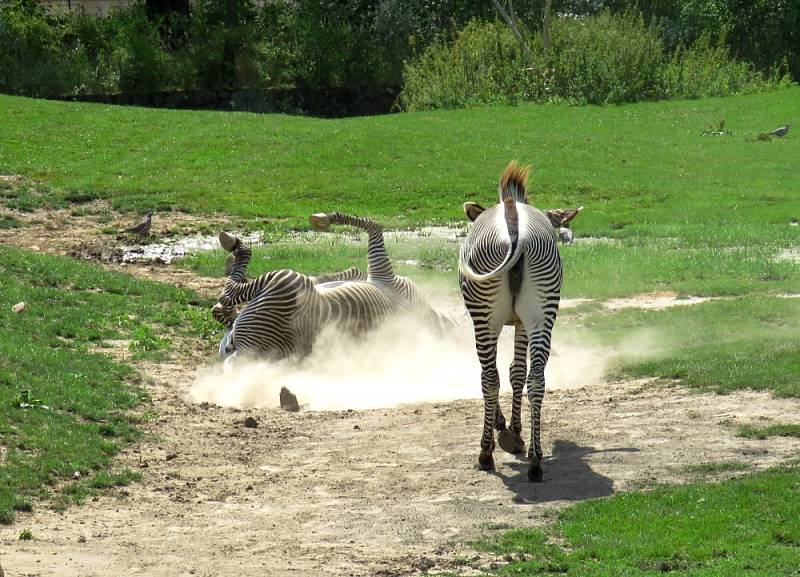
{"left": 12, "top": 302, "right": 25, "bottom": 313}
{"left": 244, "top": 416, "right": 259, "bottom": 428}
{"left": 72, "top": 471, "right": 81, "bottom": 480}
{"left": 78, "top": 535, "right": 87, "bottom": 543}
{"left": 353, "top": 425, "right": 360, "bottom": 430}
{"left": 415, "top": 556, "right": 435, "bottom": 571}
{"left": 279, "top": 387, "right": 299, "bottom": 412}
{"left": 165, "top": 452, "right": 178, "bottom": 461}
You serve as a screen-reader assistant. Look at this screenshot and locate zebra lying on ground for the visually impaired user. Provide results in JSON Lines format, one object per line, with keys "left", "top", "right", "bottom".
{"left": 459, "top": 161, "right": 566, "bottom": 482}
{"left": 213, "top": 212, "right": 454, "bottom": 362}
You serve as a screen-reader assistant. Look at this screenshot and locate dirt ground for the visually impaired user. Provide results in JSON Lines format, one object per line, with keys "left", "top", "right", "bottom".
{"left": 3, "top": 199, "right": 800, "bottom": 577}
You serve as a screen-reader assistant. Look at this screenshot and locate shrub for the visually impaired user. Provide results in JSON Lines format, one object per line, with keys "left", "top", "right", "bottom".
{"left": 400, "top": 20, "right": 542, "bottom": 111}
{"left": 0, "top": 0, "right": 91, "bottom": 97}
{"left": 399, "top": 11, "right": 791, "bottom": 111}
{"left": 547, "top": 11, "right": 665, "bottom": 104}
{"left": 661, "top": 35, "right": 790, "bottom": 100}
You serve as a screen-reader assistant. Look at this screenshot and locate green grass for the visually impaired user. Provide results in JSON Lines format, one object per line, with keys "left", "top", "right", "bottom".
{"left": 1, "top": 88, "right": 798, "bottom": 230}
{"left": 737, "top": 424, "right": 800, "bottom": 440}
{"left": 480, "top": 465, "right": 800, "bottom": 576}
{"left": 0, "top": 214, "right": 21, "bottom": 228}
{"left": 681, "top": 461, "right": 750, "bottom": 475}
{"left": 0, "top": 245, "right": 218, "bottom": 523}
{"left": 577, "top": 296, "right": 800, "bottom": 396}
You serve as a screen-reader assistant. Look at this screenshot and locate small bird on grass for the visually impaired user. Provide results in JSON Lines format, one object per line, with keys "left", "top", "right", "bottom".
{"left": 125, "top": 212, "right": 153, "bottom": 236}
{"left": 769, "top": 124, "right": 790, "bottom": 137}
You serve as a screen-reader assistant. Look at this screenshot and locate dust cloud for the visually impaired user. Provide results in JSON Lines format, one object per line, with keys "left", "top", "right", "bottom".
{"left": 190, "top": 297, "right": 659, "bottom": 411}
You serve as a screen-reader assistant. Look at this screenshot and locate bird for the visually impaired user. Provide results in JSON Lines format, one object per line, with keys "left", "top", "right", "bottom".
{"left": 125, "top": 212, "right": 153, "bottom": 236}
{"left": 558, "top": 227, "right": 574, "bottom": 245}
{"left": 769, "top": 124, "right": 789, "bottom": 137}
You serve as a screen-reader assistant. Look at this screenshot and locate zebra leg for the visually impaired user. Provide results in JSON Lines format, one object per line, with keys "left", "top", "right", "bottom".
{"left": 494, "top": 406, "right": 507, "bottom": 431}
{"left": 474, "top": 321, "right": 502, "bottom": 471}
{"left": 501, "top": 326, "right": 528, "bottom": 454}
{"left": 523, "top": 319, "right": 556, "bottom": 482}
{"left": 309, "top": 212, "right": 395, "bottom": 284}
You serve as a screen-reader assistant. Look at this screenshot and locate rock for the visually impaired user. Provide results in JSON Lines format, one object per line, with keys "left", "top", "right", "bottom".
{"left": 78, "top": 535, "right": 87, "bottom": 543}
{"left": 279, "top": 387, "right": 299, "bottom": 412}
{"left": 165, "top": 452, "right": 178, "bottom": 461}
{"left": 12, "top": 302, "right": 25, "bottom": 313}
{"left": 244, "top": 416, "right": 259, "bottom": 428}
{"left": 415, "top": 556, "right": 435, "bottom": 571}
{"left": 72, "top": 471, "right": 81, "bottom": 480}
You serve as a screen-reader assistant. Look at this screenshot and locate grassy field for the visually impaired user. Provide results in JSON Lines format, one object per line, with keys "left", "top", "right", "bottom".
{"left": 0, "top": 246, "right": 216, "bottom": 523}
{"left": 1, "top": 91, "right": 798, "bottom": 572}
{"left": 1, "top": 88, "right": 798, "bottom": 230}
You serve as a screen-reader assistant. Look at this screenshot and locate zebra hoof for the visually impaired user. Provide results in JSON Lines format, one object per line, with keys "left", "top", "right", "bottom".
{"left": 497, "top": 429, "right": 517, "bottom": 454}
{"left": 219, "top": 231, "right": 239, "bottom": 252}
{"left": 309, "top": 213, "right": 330, "bottom": 231}
{"left": 477, "top": 452, "right": 495, "bottom": 471}
{"left": 527, "top": 461, "right": 543, "bottom": 482}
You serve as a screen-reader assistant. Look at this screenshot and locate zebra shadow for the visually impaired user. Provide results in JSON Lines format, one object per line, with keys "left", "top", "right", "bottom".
{"left": 494, "top": 439, "right": 638, "bottom": 503}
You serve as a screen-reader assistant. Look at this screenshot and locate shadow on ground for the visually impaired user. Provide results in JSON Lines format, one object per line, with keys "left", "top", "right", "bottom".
{"left": 495, "top": 439, "right": 638, "bottom": 503}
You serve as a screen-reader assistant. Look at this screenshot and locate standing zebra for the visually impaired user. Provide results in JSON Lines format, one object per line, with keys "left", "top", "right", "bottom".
{"left": 459, "top": 161, "right": 563, "bottom": 482}
{"left": 213, "top": 212, "right": 453, "bottom": 361}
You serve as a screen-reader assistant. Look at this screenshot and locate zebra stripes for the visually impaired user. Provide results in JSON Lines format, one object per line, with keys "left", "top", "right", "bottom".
{"left": 214, "top": 213, "right": 453, "bottom": 362}
{"left": 459, "top": 161, "right": 563, "bottom": 482}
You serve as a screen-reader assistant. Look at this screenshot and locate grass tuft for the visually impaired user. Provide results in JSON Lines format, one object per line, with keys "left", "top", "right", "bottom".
{"left": 737, "top": 424, "right": 800, "bottom": 440}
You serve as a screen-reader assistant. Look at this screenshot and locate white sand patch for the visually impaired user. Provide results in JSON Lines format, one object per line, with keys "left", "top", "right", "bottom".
{"left": 604, "top": 291, "right": 721, "bottom": 312}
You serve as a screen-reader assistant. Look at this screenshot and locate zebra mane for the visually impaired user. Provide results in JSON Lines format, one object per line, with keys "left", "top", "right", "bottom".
{"left": 499, "top": 161, "right": 530, "bottom": 204}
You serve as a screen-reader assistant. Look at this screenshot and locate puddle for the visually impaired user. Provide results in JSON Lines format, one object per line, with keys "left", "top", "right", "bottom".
{"left": 120, "top": 232, "right": 264, "bottom": 264}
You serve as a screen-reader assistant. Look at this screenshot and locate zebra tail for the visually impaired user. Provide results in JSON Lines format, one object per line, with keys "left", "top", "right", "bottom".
{"left": 458, "top": 197, "right": 523, "bottom": 282}
{"left": 499, "top": 160, "right": 530, "bottom": 204}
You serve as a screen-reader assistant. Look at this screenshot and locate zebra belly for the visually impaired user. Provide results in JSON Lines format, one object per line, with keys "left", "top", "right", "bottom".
{"left": 218, "top": 328, "right": 234, "bottom": 360}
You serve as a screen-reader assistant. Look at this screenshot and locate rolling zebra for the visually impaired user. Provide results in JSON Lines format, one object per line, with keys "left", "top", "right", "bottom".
{"left": 459, "top": 161, "right": 564, "bottom": 482}
{"left": 213, "top": 212, "right": 454, "bottom": 362}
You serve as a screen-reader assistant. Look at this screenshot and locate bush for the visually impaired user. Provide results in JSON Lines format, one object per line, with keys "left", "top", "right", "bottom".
{"left": 0, "top": 0, "right": 92, "bottom": 97}
{"left": 661, "top": 35, "right": 790, "bottom": 100}
{"left": 400, "top": 20, "right": 542, "bottom": 111}
{"left": 399, "top": 11, "right": 791, "bottom": 111}
{"left": 548, "top": 11, "right": 665, "bottom": 104}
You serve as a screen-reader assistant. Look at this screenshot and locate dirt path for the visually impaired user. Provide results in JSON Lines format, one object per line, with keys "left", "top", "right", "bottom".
{"left": 3, "top": 193, "right": 800, "bottom": 576}
{"left": 4, "top": 348, "right": 800, "bottom": 577}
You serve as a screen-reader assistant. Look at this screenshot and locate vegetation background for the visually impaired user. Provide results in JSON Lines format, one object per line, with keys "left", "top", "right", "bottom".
{"left": 1, "top": 0, "right": 798, "bottom": 111}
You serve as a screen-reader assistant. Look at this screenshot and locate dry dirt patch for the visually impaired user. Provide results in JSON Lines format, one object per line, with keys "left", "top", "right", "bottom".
{"left": 0, "top": 199, "right": 230, "bottom": 296}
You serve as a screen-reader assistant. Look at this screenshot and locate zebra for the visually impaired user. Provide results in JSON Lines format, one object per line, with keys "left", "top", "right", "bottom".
{"left": 213, "top": 212, "right": 453, "bottom": 362}
{"left": 459, "top": 161, "right": 564, "bottom": 482}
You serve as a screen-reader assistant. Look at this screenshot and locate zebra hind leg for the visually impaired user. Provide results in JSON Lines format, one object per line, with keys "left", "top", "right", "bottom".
{"left": 474, "top": 322, "right": 502, "bottom": 471}
{"left": 523, "top": 321, "right": 555, "bottom": 482}
{"left": 494, "top": 406, "right": 507, "bottom": 431}
{"left": 309, "top": 212, "right": 394, "bottom": 284}
{"left": 499, "top": 325, "right": 527, "bottom": 455}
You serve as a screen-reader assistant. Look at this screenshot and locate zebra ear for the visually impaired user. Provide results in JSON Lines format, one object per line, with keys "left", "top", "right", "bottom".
{"left": 545, "top": 206, "right": 583, "bottom": 228}
{"left": 464, "top": 202, "right": 487, "bottom": 222}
